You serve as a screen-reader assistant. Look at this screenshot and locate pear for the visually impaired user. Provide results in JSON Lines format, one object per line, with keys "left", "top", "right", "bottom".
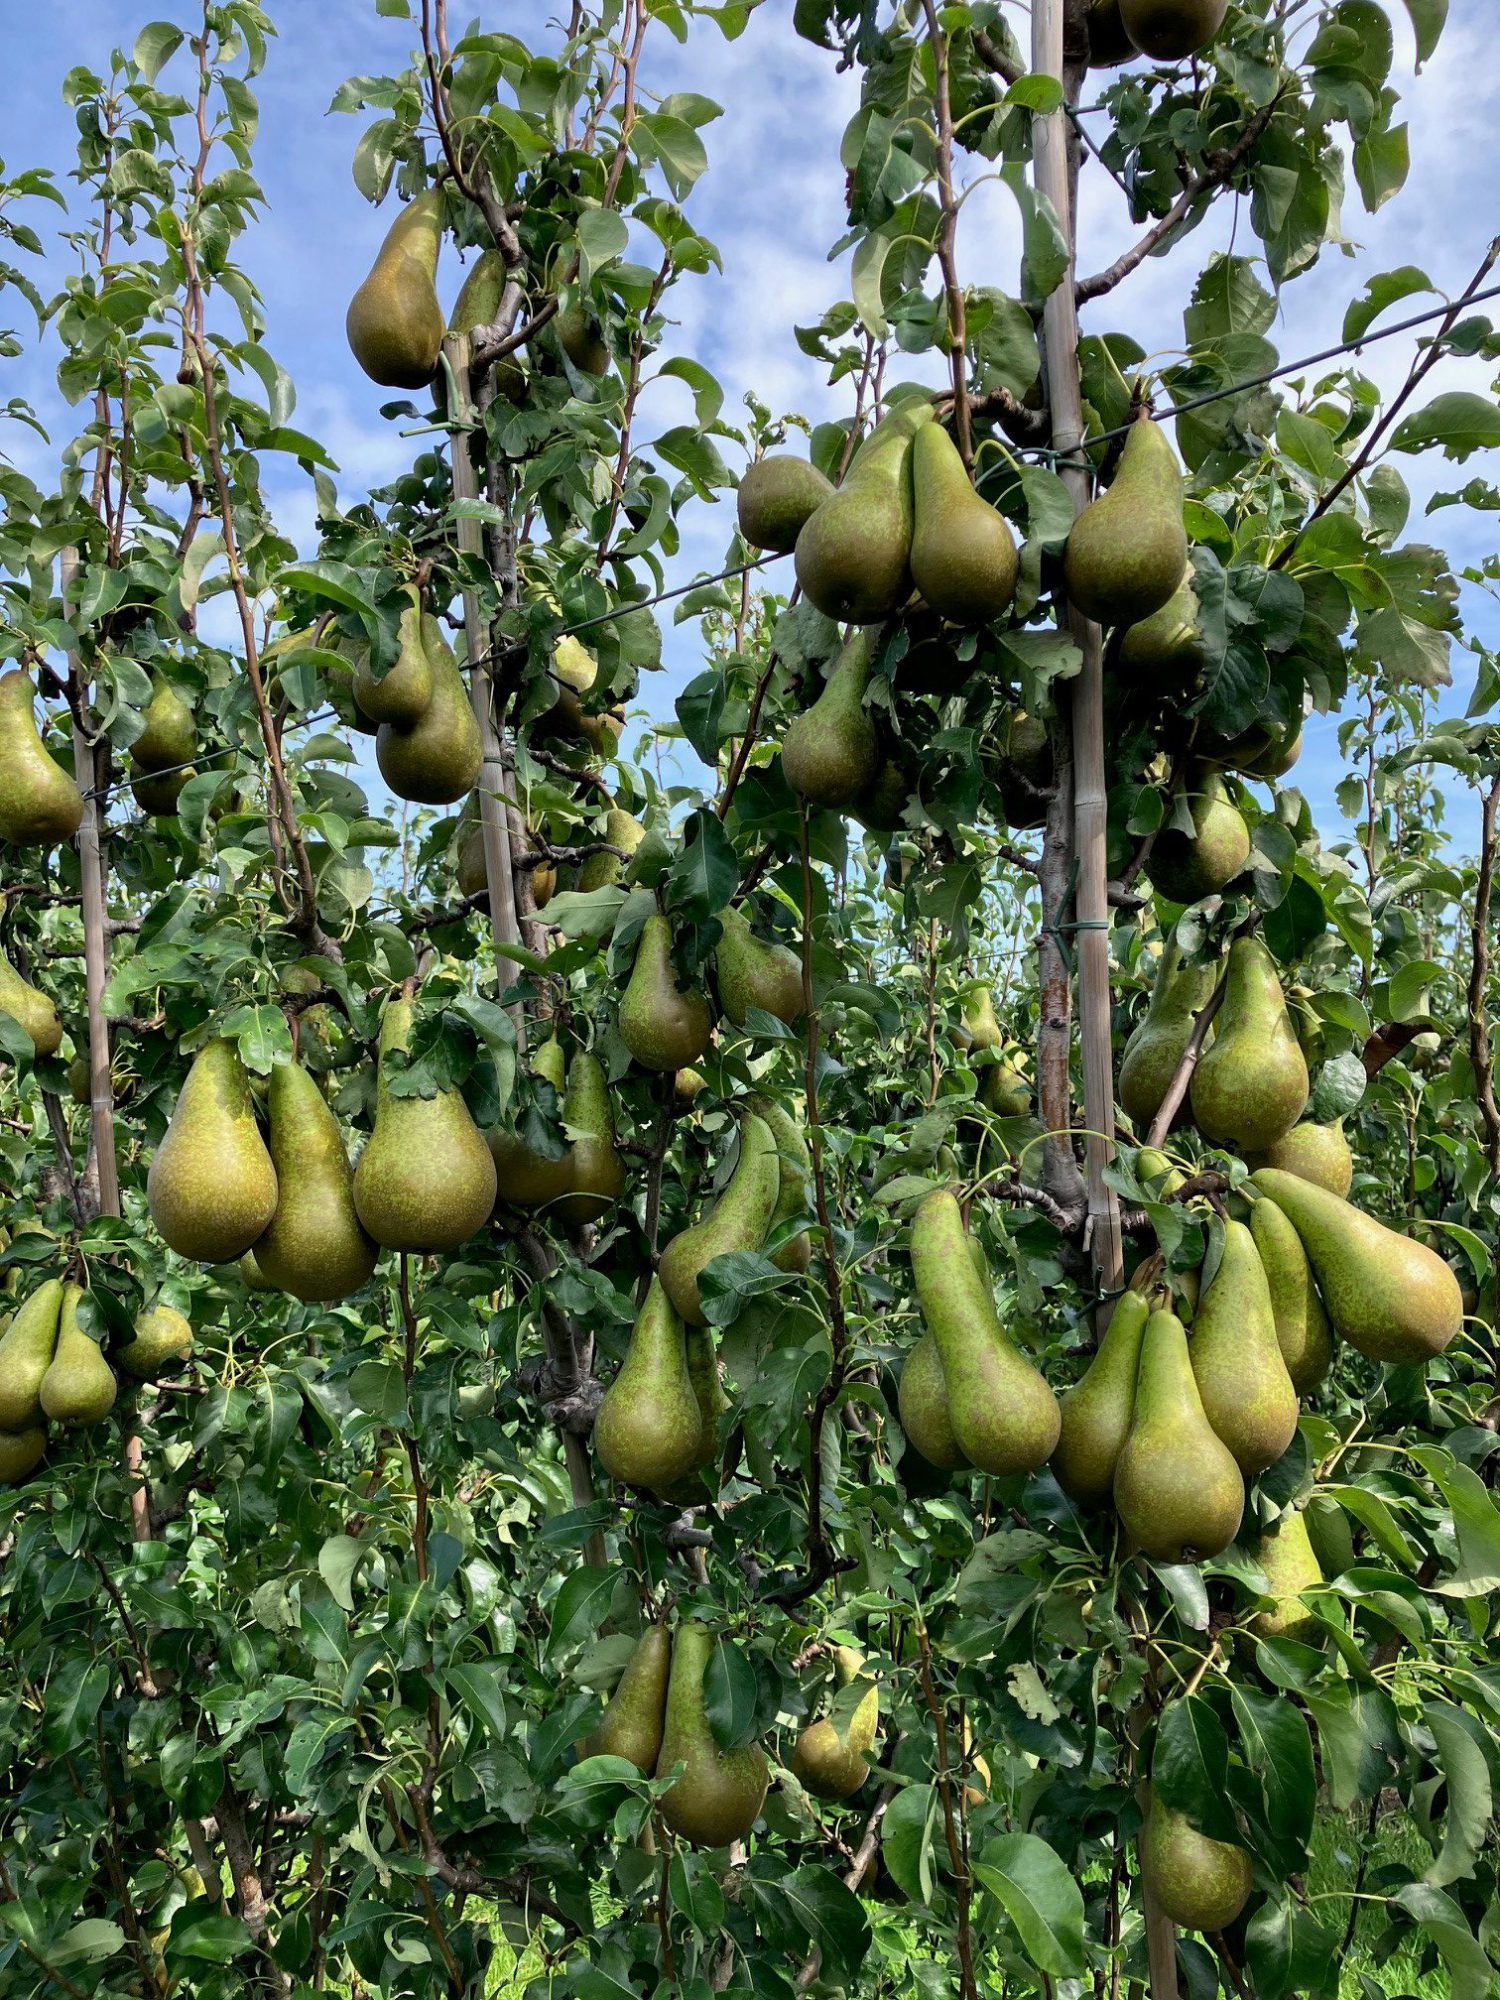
{"left": 910, "top": 1189, "right": 1060, "bottom": 1476}
{"left": 909, "top": 421, "right": 1018, "bottom": 624}
{"left": 852, "top": 757, "right": 912, "bottom": 833}
{"left": 555, "top": 300, "right": 610, "bottom": 375}
{"left": 1250, "top": 1197, "right": 1334, "bottom": 1393}
{"left": 1248, "top": 1120, "right": 1353, "bottom": 1199}
{"left": 737, "top": 455, "right": 834, "bottom": 553}
{"left": 148, "top": 1040, "right": 279, "bottom": 1263}
{"left": 1190, "top": 938, "right": 1308, "bottom": 1153}
{"left": 750, "top": 1093, "right": 814, "bottom": 1274}
{"left": 1051, "top": 1289, "right": 1150, "bottom": 1507}
{"left": 659, "top": 1114, "right": 780, "bottom": 1325}
{"left": 781, "top": 630, "right": 881, "bottom": 808}
{"left": 659, "top": 1320, "right": 733, "bottom": 1506}
{"left": 794, "top": 400, "right": 933, "bottom": 623}
{"left": 352, "top": 997, "right": 497, "bottom": 1253}
{"left": 656, "top": 1622, "right": 769, "bottom": 1846}
{"left": 1088, "top": 0, "right": 1139, "bottom": 67}
{"left": 1118, "top": 567, "right": 1203, "bottom": 687}
{"left": 0, "top": 1278, "right": 63, "bottom": 1430}
{"left": 376, "top": 614, "right": 483, "bottom": 805}
{"left": 129, "top": 673, "right": 196, "bottom": 779}
{"left": 1113, "top": 1308, "right": 1244, "bottom": 1562}
{"left": 346, "top": 187, "right": 445, "bottom": 389}
{"left": 39, "top": 1284, "right": 117, "bottom": 1426}
{"left": 1063, "top": 418, "right": 1187, "bottom": 627}
{"left": 1148, "top": 768, "right": 1250, "bottom": 904}
{"left": 579, "top": 1625, "right": 672, "bottom": 1772}
{"left": 131, "top": 766, "right": 193, "bottom": 817}
{"left": 715, "top": 905, "right": 803, "bottom": 1029}
{"left": 353, "top": 586, "right": 432, "bottom": 726}
{"left": 0, "top": 1426, "right": 45, "bottom": 1485}
{"left": 555, "top": 1050, "right": 627, "bottom": 1229}
{"left": 455, "top": 811, "right": 489, "bottom": 901}
{"left": 253, "top": 1060, "right": 378, "bottom": 1302}
{"left": 238, "top": 1249, "right": 272, "bottom": 1291}
{"left": 792, "top": 1648, "right": 879, "bottom": 1801}
{"left": 1136, "top": 1146, "right": 1185, "bottom": 1198}
{"left": 898, "top": 1328, "right": 969, "bottom": 1470}
{"left": 1190, "top": 1220, "right": 1299, "bottom": 1476}
{"left": 450, "top": 250, "right": 527, "bottom": 399}
{"left": 960, "top": 984, "right": 1002, "bottom": 1051}
{"left": 1249, "top": 1169, "right": 1462, "bottom": 1366}
{"left": 592, "top": 1278, "right": 704, "bottom": 1494}
{"left": 991, "top": 708, "right": 1052, "bottom": 830}
{"left": 980, "top": 1056, "right": 1032, "bottom": 1117}
{"left": 553, "top": 633, "right": 598, "bottom": 698}
{"left": 1120, "top": 0, "right": 1230, "bottom": 62}
{"left": 578, "top": 806, "right": 645, "bottom": 892}
{"left": 0, "top": 951, "right": 63, "bottom": 1058}
{"left": 488, "top": 1036, "right": 573, "bottom": 1213}
{"left": 619, "top": 912, "right": 713, "bottom": 1072}
{"left": 1139, "top": 1793, "right": 1252, "bottom": 1933}
{"left": 1119, "top": 938, "right": 1217, "bottom": 1128}
{"left": 117, "top": 1303, "right": 194, "bottom": 1381}
{"left": 1249, "top": 1508, "right": 1323, "bottom": 1643}
{"left": 0, "top": 671, "right": 84, "bottom": 846}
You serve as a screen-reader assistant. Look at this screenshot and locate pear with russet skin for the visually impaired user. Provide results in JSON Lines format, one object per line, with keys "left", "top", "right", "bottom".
{"left": 117, "top": 1303, "right": 194, "bottom": 1381}
{"left": 346, "top": 188, "right": 445, "bottom": 389}
{"left": 1190, "top": 937, "right": 1308, "bottom": 1153}
{"left": 376, "top": 613, "right": 483, "bottom": 806}
{"left": 1250, "top": 1196, "right": 1334, "bottom": 1393}
{"left": 1247, "top": 1120, "right": 1353, "bottom": 1198}
{"left": 655, "top": 1622, "right": 769, "bottom": 1846}
{"left": 780, "top": 630, "right": 881, "bottom": 809}
{"left": 1139, "top": 1791, "right": 1252, "bottom": 1933}
{"left": 148, "top": 1040, "right": 279, "bottom": 1263}
{"left": 1087, "top": 0, "right": 1138, "bottom": 66}
{"left": 488, "top": 1036, "right": 573, "bottom": 1213}
{"left": 1113, "top": 1307, "right": 1244, "bottom": 1562}
{"left": 1063, "top": 417, "right": 1187, "bottom": 627}
{"left": 1119, "top": 566, "right": 1204, "bottom": 688}
{"left": 750, "top": 1093, "right": 813, "bottom": 1275}
{"left": 1118, "top": 937, "right": 1217, "bottom": 1129}
{"left": 353, "top": 586, "right": 432, "bottom": 726}
{"left": 555, "top": 1050, "right": 627, "bottom": 1229}
{"left": 991, "top": 708, "right": 1052, "bottom": 831}
{"left": 0, "top": 951, "right": 63, "bottom": 1058}
{"left": 794, "top": 400, "right": 933, "bottom": 623}
{"left": 980, "top": 1053, "right": 1032, "bottom": 1117}
{"left": 960, "top": 984, "right": 1002, "bottom": 1051}
{"left": 1148, "top": 767, "right": 1250, "bottom": 905}
{"left": 715, "top": 905, "right": 804, "bottom": 1029}
{"left": 0, "top": 1278, "right": 63, "bottom": 1431}
{"left": 909, "top": 419, "right": 1018, "bottom": 625}
{"left": 129, "top": 674, "right": 197, "bottom": 816}
{"left": 1249, "top": 1507, "right": 1324, "bottom": 1642}
{"left": 1120, "top": 0, "right": 1230, "bottom": 62}
{"left": 619, "top": 912, "right": 713, "bottom": 1072}
{"left": 898, "top": 1329, "right": 969, "bottom": 1470}
{"left": 578, "top": 806, "right": 645, "bottom": 892}
{"left": 792, "top": 1648, "right": 879, "bottom": 1802}
{"left": 658, "top": 1115, "right": 780, "bottom": 1325}
{"left": 592, "top": 1278, "right": 704, "bottom": 1495}
{"left": 253, "top": 1059, "right": 378, "bottom": 1302}
{"left": 737, "top": 456, "right": 833, "bottom": 554}
{"left": 1051, "top": 1288, "right": 1150, "bottom": 1508}
{"left": 579, "top": 1624, "right": 672, "bottom": 1773}
{"left": 39, "top": 1284, "right": 117, "bottom": 1426}
{"left": 0, "top": 1425, "right": 45, "bottom": 1485}
{"left": 1189, "top": 1219, "right": 1299, "bottom": 1476}
{"left": 0, "top": 671, "right": 84, "bottom": 847}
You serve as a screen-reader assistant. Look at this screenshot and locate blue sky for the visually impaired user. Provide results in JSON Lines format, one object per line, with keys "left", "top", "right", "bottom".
{"left": 4, "top": 1, "right": 1498, "bottom": 856}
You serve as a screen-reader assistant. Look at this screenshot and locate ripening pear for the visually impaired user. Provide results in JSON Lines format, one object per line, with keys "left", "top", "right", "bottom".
{"left": 130, "top": 672, "right": 197, "bottom": 771}
{"left": 1250, "top": 1169, "right": 1462, "bottom": 1366}
{"left": 792, "top": 1648, "right": 879, "bottom": 1801}
{"left": 898, "top": 1329, "right": 969, "bottom": 1470}
{"left": 1120, "top": 0, "right": 1230, "bottom": 62}
{"left": 1190, "top": 938, "right": 1308, "bottom": 1153}
{"left": 578, "top": 806, "right": 645, "bottom": 891}
{"left": 353, "top": 586, "right": 432, "bottom": 726}
{"left": 0, "top": 1278, "right": 63, "bottom": 1430}
{"left": 555, "top": 300, "right": 610, "bottom": 375}
{"left": 1250, "top": 1196, "right": 1334, "bottom": 1393}
{"left": 0, "top": 950, "right": 63, "bottom": 1058}
{"left": 909, "top": 420, "right": 1018, "bottom": 624}
{"left": 749, "top": 1093, "right": 813, "bottom": 1274}
{"left": 960, "top": 983, "right": 1002, "bottom": 1052}
{"left": 656, "top": 1623, "right": 769, "bottom": 1846}
{"left": 1136, "top": 1147, "right": 1185, "bottom": 1198}
{"left": 737, "top": 455, "right": 834, "bottom": 553}
{"left": 1249, "top": 1508, "right": 1324, "bottom": 1643}
{"left": 253, "top": 1060, "right": 378, "bottom": 1302}
{"left": 39, "top": 1284, "right": 117, "bottom": 1426}
{"left": 1118, "top": 937, "right": 1217, "bottom": 1129}
{"left": 852, "top": 756, "right": 912, "bottom": 833}
{"left": 1189, "top": 1220, "right": 1299, "bottom": 1476}
{"left": 1113, "top": 1308, "right": 1243, "bottom": 1562}
{"left": 489, "top": 1036, "right": 572, "bottom": 1213}
{"left": 376, "top": 614, "right": 482, "bottom": 805}
{"left": 715, "top": 905, "right": 803, "bottom": 1029}
{"left": 555, "top": 1050, "right": 627, "bottom": 1229}
{"left": 781, "top": 630, "right": 881, "bottom": 808}
{"left": 1148, "top": 767, "right": 1250, "bottom": 904}
{"left": 1051, "top": 1289, "right": 1150, "bottom": 1507}
{"left": 346, "top": 188, "right": 445, "bottom": 389}
{"left": 1087, "top": 0, "right": 1138, "bottom": 66}
{"left": 592, "top": 1278, "right": 704, "bottom": 1494}
{"left": 1139, "top": 1792, "right": 1253, "bottom": 1933}
{"left": 910, "top": 1190, "right": 1059, "bottom": 1476}
{"left": 991, "top": 708, "right": 1052, "bottom": 831}
{"left": 794, "top": 401, "right": 933, "bottom": 623}
{"left": 148, "top": 1040, "right": 279, "bottom": 1263}
{"left": 980, "top": 1054, "right": 1033, "bottom": 1118}
{"left": 352, "top": 997, "right": 497, "bottom": 1252}
{"left": 1063, "top": 418, "right": 1186, "bottom": 627}
{"left": 0, "top": 671, "right": 84, "bottom": 846}
{"left": 619, "top": 912, "right": 713, "bottom": 1072}
{"left": 1118, "top": 567, "right": 1204, "bottom": 688}
{"left": 117, "top": 1303, "right": 194, "bottom": 1381}
{"left": 659, "top": 1114, "right": 780, "bottom": 1325}
{"left": 579, "top": 1625, "right": 672, "bottom": 1772}
{"left": 449, "top": 249, "right": 527, "bottom": 399}
{"left": 1248, "top": 1120, "right": 1353, "bottom": 1198}
{"left": 0, "top": 1425, "right": 45, "bottom": 1485}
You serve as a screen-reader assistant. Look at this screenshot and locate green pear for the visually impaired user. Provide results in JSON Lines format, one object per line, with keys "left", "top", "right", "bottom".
{"left": 792, "top": 1648, "right": 879, "bottom": 1801}
{"left": 737, "top": 455, "right": 834, "bottom": 553}
{"left": 0, "top": 671, "right": 84, "bottom": 846}
{"left": 794, "top": 400, "right": 932, "bottom": 623}
{"left": 148, "top": 1040, "right": 279, "bottom": 1263}
{"left": 39, "top": 1285, "right": 117, "bottom": 1426}
{"left": 1051, "top": 1288, "right": 1150, "bottom": 1507}
{"left": 130, "top": 673, "right": 196, "bottom": 775}
{"left": 1136, "top": 1146, "right": 1185, "bottom": 1198}
{"left": 376, "top": 613, "right": 482, "bottom": 805}
{"left": 1087, "top": 0, "right": 1138, "bottom": 66}
{"left": 898, "top": 1328, "right": 969, "bottom": 1470}
{"left": 1139, "top": 1792, "right": 1252, "bottom": 1933}
{"left": 592, "top": 1278, "right": 704, "bottom": 1494}
{"left": 1118, "top": 568, "right": 1203, "bottom": 687}
{"left": 960, "top": 984, "right": 1002, "bottom": 1051}
{"left": 353, "top": 586, "right": 432, "bottom": 726}
{"left": 619, "top": 912, "right": 713, "bottom": 1072}
{"left": 750, "top": 1093, "right": 814, "bottom": 1275}
{"left": 0, "top": 1426, "right": 45, "bottom": 1485}
{"left": 117, "top": 1303, "right": 194, "bottom": 1381}
{"left": 578, "top": 806, "right": 645, "bottom": 892}
{"left": 555, "top": 1050, "right": 627, "bottom": 1229}
{"left": 1190, "top": 1219, "right": 1299, "bottom": 1475}
{"left": 449, "top": 249, "right": 527, "bottom": 399}
{"left": 1113, "top": 1308, "right": 1244, "bottom": 1561}
{"left": 0, "top": 1278, "right": 63, "bottom": 1430}
{"left": 1063, "top": 418, "right": 1187, "bottom": 627}
{"left": 131, "top": 766, "right": 194, "bottom": 817}
{"left": 1190, "top": 938, "right": 1308, "bottom": 1153}
{"left": 346, "top": 187, "right": 445, "bottom": 389}
{"left": 781, "top": 630, "right": 881, "bottom": 808}
{"left": 909, "top": 420, "right": 1018, "bottom": 624}
{"left": 352, "top": 997, "right": 497, "bottom": 1252}
{"left": 991, "top": 708, "right": 1052, "bottom": 830}
{"left": 852, "top": 757, "right": 912, "bottom": 833}
{"left": 980, "top": 1055, "right": 1033, "bottom": 1118}
{"left": 1247, "top": 1120, "right": 1353, "bottom": 1198}
{"left": 253, "top": 1060, "right": 378, "bottom": 1302}
{"left": 555, "top": 300, "right": 610, "bottom": 375}
{"left": 1249, "top": 1169, "right": 1462, "bottom": 1366}
{"left": 1148, "top": 767, "right": 1249, "bottom": 904}
{"left": 661, "top": 1321, "right": 732, "bottom": 1504}
{"left": 579, "top": 1625, "right": 672, "bottom": 1772}
{"left": 1250, "top": 1197, "right": 1334, "bottom": 1393}
{"left": 910, "top": 1189, "right": 1060, "bottom": 1476}
{"left": 1120, "top": 0, "right": 1229, "bottom": 62}
{"left": 238, "top": 1248, "right": 272, "bottom": 1291}
{"left": 1119, "top": 937, "right": 1217, "bottom": 1129}
{"left": 1249, "top": 1507, "right": 1323, "bottom": 1642}
{"left": 0, "top": 950, "right": 63, "bottom": 1058}
{"left": 715, "top": 905, "right": 803, "bottom": 1029}
{"left": 656, "top": 1623, "right": 769, "bottom": 1846}
{"left": 659, "top": 1114, "right": 780, "bottom": 1325}
{"left": 488, "top": 1036, "right": 573, "bottom": 1213}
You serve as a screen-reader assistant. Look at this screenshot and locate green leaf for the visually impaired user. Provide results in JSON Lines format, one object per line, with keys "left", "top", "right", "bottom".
{"left": 778, "top": 1867, "right": 870, "bottom": 1984}
{"left": 665, "top": 806, "right": 737, "bottom": 924}
{"left": 1409, "top": 1450, "right": 1500, "bottom": 1596}
{"left": 576, "top": 209, "right": 629, "bottom": 283}
{"left": 1245, "top": 1895, "right": 1335, "bottom": 2000}
{"left": 1229, "top": 1684, "right": 1316, "bottom": 1869}
{"left": 317, "top": 1534, "right": 364, "bottom": 1611}
{"left": 1401, "top": 0, "right": 1448, "bottom": 66}
{"left": 1391, "top": 392, "right": 1500, "bottom": 462}
{"left": 548, "top": 1565, "right": 618, "bottom": 1655}
{"left": 1392, "top": 1884, "right": 1495, "bottom": 2000}
{"left": 1424, "top": 1705, "right": 1492, "bottom": 1887}
{"left": 1153, "top": 1696, "right": 1239, "bottom": 1843}
{"left": 448, "top": 1661, "right": 509, "bottom": 1742}
{"left": 881, "top": 1783, "right": 938, "bottom": 1903}
{"left": 133, "top": 21, "right": 184, "bottom": 81}
{"left": 704, "top": 1632, "right": 759, "bottom": 1747}
{"left": 1343, "top": 265, "right": 1435, "bottom": 343}
{"left": 973, "top": 1834, "right": 1086, "bottom": 1978}
{"left": 43, "top": 1656, "right": 110, "bottom": 1756}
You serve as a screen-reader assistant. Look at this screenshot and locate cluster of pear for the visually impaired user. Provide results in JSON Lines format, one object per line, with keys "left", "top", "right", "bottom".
{"left": 331, "top": 585, "right": 483, "bottom": 807}
{"left": 0, "top": 671, "right": 84, "bottom": 848}
{"left": 956, "top": 981, "right": 1034, "bottom": 1117}
{"left": 615, "top": 900, "right": 804, "bottom": 1076}
{"left": 1087, "top": 0, "right": 1229, "bottom": 65}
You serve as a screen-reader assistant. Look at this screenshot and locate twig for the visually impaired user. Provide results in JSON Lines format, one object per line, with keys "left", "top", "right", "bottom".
{"left": 1143, "top": 975, "right": 1228, "bottom": 1149}
{"left": 1467, "top": 773, "right": 1500, "bottom": 1177}
{"left": 920, "top": 0, "right": 972, "bottom": 463}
